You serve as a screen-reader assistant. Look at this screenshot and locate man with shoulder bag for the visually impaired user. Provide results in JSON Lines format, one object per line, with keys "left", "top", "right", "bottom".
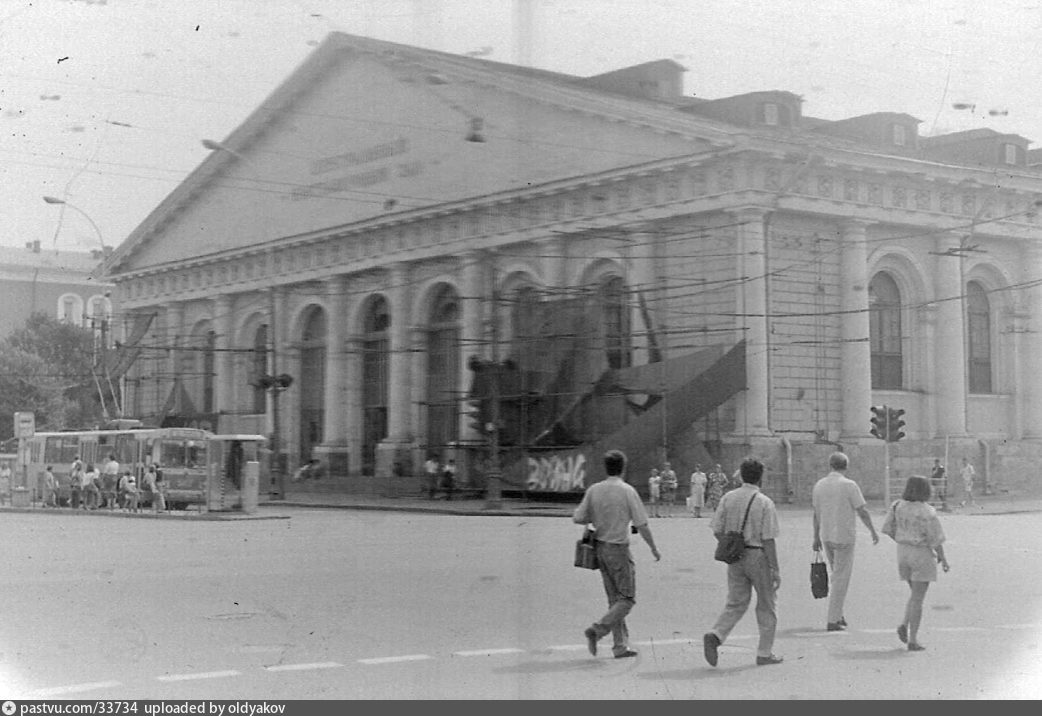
{"left": 573, "top": 449, "right": 661, "bottom": 659}
{"left": 703, "top": 457, "right": 783, "bottom": 667}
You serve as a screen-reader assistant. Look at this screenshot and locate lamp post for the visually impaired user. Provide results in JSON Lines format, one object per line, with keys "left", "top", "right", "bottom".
{"left": 42, "top": 196, "right": 108, "bottom": 254}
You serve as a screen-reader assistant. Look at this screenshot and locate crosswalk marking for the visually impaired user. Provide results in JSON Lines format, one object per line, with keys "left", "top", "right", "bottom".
{"left": 453, "top": 648, "right": 526, "bottom": 657}
{"left": 358, "top": 654, "right": 433, "bottom": 665}
{"left": 157, "top": 670, "right": 241, "bottom": 682}
{"left": 31, "top": 681, "right": 122, "bottom": 697}
{"left": 264, "top": 662, "right": 344, "bottom": 671}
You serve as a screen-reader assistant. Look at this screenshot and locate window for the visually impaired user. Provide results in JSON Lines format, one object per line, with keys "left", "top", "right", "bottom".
{"left": 869, "top": 272, "right": 903, "bottom": 389}
{"left": 361, "top": 296, "right": 390, "bottom": 474}
{"left": 598, "top": 275, "right": 632, "bottom": 370}
{"left": 966, "top": 282, "right": 992, "bottom": 393}
{"left": 1003, "top": 143, "right": 1018, "bottom": 165}
{"left": 426, "top": 284, "right": 461, "bottom": 451}
{"left": 57, "top": 294, "right": 82, "bottom": 324}
{"left": 892, "top": 124, "right": 907, "bottom": 147}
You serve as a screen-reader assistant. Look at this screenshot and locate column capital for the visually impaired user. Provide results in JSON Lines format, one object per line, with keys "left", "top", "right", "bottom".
{"left": 727, "top": 206, "right": 772, "bottom": 221}
{"left": 839, "top": 218, "right": 874, "bottom": 233}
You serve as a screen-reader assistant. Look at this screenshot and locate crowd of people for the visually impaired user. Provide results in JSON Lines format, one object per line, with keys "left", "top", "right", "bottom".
{"left": 39, "top": 454, "right": 167, "bottom": 513}
{"left": 646, "top": 461, "right": 745, "bottom": 519}
{"left": 574, "top": 448, "right": 951, "bottom": 666}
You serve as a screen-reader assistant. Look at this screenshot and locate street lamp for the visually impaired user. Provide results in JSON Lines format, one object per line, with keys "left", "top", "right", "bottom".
{"left": 42, "top": 196, "right": 108, "bottom": 253}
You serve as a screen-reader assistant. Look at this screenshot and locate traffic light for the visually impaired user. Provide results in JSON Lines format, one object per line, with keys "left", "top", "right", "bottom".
{"left": 887, "top": 407, "right": 906, "bottom": 442}
{"left": 870, "top": 405, "right": 887, "bottom": 440}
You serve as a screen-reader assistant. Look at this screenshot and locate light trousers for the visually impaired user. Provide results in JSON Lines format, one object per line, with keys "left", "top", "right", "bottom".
{"left": 711, "top": 549, "right": 777, "bottom": 658}
{"left": 824, "top": 541, "right": 855, "bottom": 624}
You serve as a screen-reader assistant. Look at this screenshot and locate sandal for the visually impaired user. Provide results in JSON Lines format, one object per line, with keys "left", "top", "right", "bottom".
{"left": 908, "top": 642, "right": 925, "bottom": 652}
{"left": 897, "top": 624, "right": 908, "bottom": 644}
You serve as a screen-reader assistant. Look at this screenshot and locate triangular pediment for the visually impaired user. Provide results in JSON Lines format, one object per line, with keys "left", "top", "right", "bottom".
{"left": 109, "top": 33, "right": 733, "bottom": 274}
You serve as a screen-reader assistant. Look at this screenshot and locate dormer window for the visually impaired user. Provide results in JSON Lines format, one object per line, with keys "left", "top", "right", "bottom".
{"left": 892, "top": 124, "right": 907, "bottom": 147}
{"left": 1003, "top": 143, "right": 1019, "bottom": 165}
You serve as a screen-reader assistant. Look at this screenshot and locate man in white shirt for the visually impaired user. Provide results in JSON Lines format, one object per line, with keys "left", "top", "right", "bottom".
{"left": 812, "top": 452, "right": 879, "bottom": 632}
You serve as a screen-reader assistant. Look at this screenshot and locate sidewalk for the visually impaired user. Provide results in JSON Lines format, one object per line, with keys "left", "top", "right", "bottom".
{"left": 261, "top": 484, "right": 1042, "bottom": 518}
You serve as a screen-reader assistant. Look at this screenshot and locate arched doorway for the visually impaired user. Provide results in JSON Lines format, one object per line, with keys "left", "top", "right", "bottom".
{"left": 361, "top": 296, "right": 390, "bottom": 475}
{"left": 298, "top": 306, "right": 327, "bottom": 463}
{"left": 425, "top": 284, "right": 461, "bottom": 457}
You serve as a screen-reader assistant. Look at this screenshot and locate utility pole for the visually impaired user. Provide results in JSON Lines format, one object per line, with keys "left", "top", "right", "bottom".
{"left": 268, "top": 288, "right": 285, "bottom": 500}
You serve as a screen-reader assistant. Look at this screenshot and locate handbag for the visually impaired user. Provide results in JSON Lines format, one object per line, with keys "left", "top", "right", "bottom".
{"left": 880, "top": 500, "right": 898, "bottom": 539}
{"left": 714, "top": 493, "right": 757, "bottom": 564}
{"left": 574, "top": 528, "right": 599, "bottom": 570}
{"left": 810, "top": 549, "right": 829, "bottom": 599}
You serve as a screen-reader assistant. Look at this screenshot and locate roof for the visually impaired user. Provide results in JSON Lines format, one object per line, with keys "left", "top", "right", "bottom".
{"left": 921, "top": 127, "right": 1030, "bottom": 146}
{"left": 0, "top": 246, "right": 103, "bottom": 272}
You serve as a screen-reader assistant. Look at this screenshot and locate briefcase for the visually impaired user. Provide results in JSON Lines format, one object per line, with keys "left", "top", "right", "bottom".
{"left": 574, "top": 529, "right": 599, "bottom": 570}
{"left": 810, "top": 549, "right": 829, "bottom": 599}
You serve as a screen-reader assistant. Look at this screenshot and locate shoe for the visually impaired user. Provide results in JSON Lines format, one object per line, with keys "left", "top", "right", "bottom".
{"left": 614, "top": 649, "right": 638, "bottom": 659}
{"left": 908, "top": 642, "right": 925, "bottom": 652}
{"left": 838, "top": 617, "right": 848, "bottom": 627}
{"left": 897, "top": 624, "right": 908, "bottom": 644}
{"left": 826, "top": 622, "right": 846, "bottom": 632}
{"left": 703, "top": 632, "right": 720, "bottom": 667}
{"left": 756, "top": 654, "right": 784, "bottom": 665}
{"left": 584, "top": 627, "right": 599, "bottom": 656}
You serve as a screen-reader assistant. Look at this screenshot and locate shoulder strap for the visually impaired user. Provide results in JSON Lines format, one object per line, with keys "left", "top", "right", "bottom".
{"left": 739, "top": 493, "right": 758, "bottom": 531}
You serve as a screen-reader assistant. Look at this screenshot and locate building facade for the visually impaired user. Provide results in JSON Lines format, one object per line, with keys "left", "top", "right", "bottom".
{"left": 104, "top": 33, "right": 1042, "bottom": 501}
{"left": 0, "top": 241, "right": 114, "bottom": 337}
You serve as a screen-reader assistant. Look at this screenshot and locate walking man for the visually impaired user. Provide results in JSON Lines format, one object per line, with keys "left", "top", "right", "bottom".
{"left": 573, "top": 449, "right": 661, "bottom": 659}
{"left": 959, "top": 456, "right": 976, "bottom": 508}
{"left": 703, "top": 457, "right": 783, "bottom": 667}
{"left": 689, "top": 464, "right": 707, "bottom": 518}
{"left": 812, "top": 451, "right": 879, "bottom": 631}
{"left": 660, "top": 461, "right": 678, "bottom": 517}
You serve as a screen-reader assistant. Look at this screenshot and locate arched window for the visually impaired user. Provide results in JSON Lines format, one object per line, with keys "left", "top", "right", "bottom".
{"left": 869, "top": 272, "right": 903, "bottom": 389}
{"left": 251, "top": 324, "right": 268, "bottom": 415}
{"left": 361, "top": 296, "right": 390, "bottom": 474}
{"left": 967, "top": 281, "right": 992, "bottom": 393}
{"left": 57, "top": 293, "right": 83, "bottom": 325}
{"left": 511, "top": 285, "right": 540, "bottom": 368}
{"left": 598, "top": 275, "right": 632, "bottom": 369}
{"left": 202, "top": 330, "right": 216, "bottom": 414}
{"left": 426, "top": 285, "right": 461, "bottom": 452}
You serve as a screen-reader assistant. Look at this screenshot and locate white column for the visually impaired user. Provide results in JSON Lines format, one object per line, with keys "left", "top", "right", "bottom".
{"left": 1020, "top": 242, "right": 1042, "bottom": 438}
{"left": 213, "top": 294, "right": 234, "bottom": 428}
{"left": 458, "top": 251, "right": 486, "bottom": 443}
{"left": 344, "top": 335, "right": 364, "bottom": 475}
{"left": 731, "top": 208, "right": 771, "bottom": 437}
{"left": 322, "top": 276, "right": 350, "bottom": 445}
{"left": 933, "top": 235, "right": 967, "bottom": 436}
{"left": 386, "top": 263, "right": 412, "bottom": 442}
{"left": 165, "top": 302, "right": 184, "bottom": 412}
{"left": 270, "top": 287, "right": 290, "bottom": 459}
{"left": 838, "top": 221, "right": 874, "bottom": 441}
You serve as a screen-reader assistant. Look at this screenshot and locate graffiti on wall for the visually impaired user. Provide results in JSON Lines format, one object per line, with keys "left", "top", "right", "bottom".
{"left": 526, "top": 452, "right": 587, "bottom": 492}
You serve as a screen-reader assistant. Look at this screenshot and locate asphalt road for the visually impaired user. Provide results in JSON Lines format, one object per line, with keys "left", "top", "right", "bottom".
{"left": 0, "top": 506, "right": 1039, "bottom": 699}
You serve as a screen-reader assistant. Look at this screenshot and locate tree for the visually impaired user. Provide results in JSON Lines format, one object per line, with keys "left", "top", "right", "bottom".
{"left": 0, "top": 313, "right": 106, "bottom": 441}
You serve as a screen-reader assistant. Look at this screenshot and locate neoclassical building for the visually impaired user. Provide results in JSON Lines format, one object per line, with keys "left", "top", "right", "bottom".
{"left": 104, "top": 33, "right": 1042, "bottom": 501}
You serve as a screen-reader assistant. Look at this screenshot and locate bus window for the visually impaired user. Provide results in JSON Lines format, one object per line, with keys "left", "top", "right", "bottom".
{"left": 186, "top": 441, "right": 204, "bottom": 469}
{"left": 161, "top": 441, "right": 185, "bottom": 468}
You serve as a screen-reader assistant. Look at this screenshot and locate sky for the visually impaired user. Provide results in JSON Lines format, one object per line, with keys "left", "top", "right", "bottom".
{"left": 3, "top": 0, "right": 1042, "bottom": 254}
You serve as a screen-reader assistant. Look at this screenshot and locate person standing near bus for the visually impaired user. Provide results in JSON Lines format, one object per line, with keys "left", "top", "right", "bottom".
{"left": 151, "top": 464, "right": 167, "bottom": 513}
{"left": 42, "top": 466, "right": 57, "bottom": 507}
{"left": 82, "top": 463, "right": 101, "bottom": 510}
{"left": 0, "top": 461, "right": 11, "bottom": 506}
{"left": 102, "top": 454, "right": 120, "bottom": 510}
{"left": 69, "top": 456, "right": 84, "bottom": 509}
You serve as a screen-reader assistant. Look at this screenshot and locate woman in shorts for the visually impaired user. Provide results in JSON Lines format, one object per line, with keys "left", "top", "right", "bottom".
{"left": 881, "top": 475, "right": 950, "bottom": 652}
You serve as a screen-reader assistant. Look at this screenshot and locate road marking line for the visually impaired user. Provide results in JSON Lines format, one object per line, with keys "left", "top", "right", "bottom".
{"left": 933, "top": 626, "right": 988, "bottom": 633}
{"left": 32, "top": 681, "right": 122, "bottom": 697}
{"left": 860, "top": 628, "right": 898, "bottom": 634}
{"left": 452, "top": 648, "right": 525, "bottom": 657}
{"left": 548, "top": 644, "right": 589, "bottom": 651}
{"left": 996, "top": 624, "right": 1041, "bottom": 630}
{"left": 264, "top": 662, "right": 344, "bottom": 672}
{"left": 358, "top": 654, "right": 433, "bottom": 665}
{"left": 157, "top": 670, "right": 241, "bottom": 682}
{"left": 633, "top": 638, "right": 693, "bottom": 647}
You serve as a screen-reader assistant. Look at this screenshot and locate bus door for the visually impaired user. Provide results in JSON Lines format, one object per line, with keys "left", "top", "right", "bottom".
{"left": 205, "top": 435, "right": 265, "bottom": 512}
{"left": 159, "top": 437, "right": 207, "bottom": 509}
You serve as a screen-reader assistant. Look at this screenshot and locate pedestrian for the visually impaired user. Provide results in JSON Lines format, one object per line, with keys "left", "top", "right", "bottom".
{"left": 117, "top": 469, "right": 133, "bottom": 509}
{"left": 647, "top": 468, "right": 661, "bottom": 517}
{"left": 69, "top": 456, "right": 84, "bottom": 509}
{"left": 703, "top": 457, "right": 783, "bottom": 667}
{"left": 122, "top": 473, "right": 140, "bottom": 512}
{"left": 727, "top": 466, "right": 743, "bottom": 493}
{"left": 660, "top": 461, "right": 678, "bottom": 517}
{"left": 931, "top": 458, "right": 949, "bottom": 511}
{"left": 42, "top": 465, "right": 57, "bottom": 507}
{"left": 0, "top": 461, "right": 11, "bottom": 506}
{"left": 706, "top": 464, "right": 727, "bottom": 511}
{"left": 102, "top": 454, "right": 120, "bottom": 509}
{"left": 441, "top": 459, "right": 457, "bottom": 500}
{"left": 83, "top": 463, "right": 101, "bottom": 510}
{"left": 424, "top": 454, "right": 440, "bottom": 500}
{"left": 959, "top": 457, "right": 976, "bottom": 508}
{"left": 141, "top": 464, "right": 157, "bottom": 512}
{"left": 573, "top": 449, "right": 661, "bottom": 659}
{"left": 152, "top": 464, "right": 167, "bottom": 513}
{"left": 688, "top": 464, "right": 707, "bottom": 518}
{"left": 880, "top": 475, "right": 950, "bottom": 652}
{"left": 811, "top": 451, "right": 880, "bottom": 632}
{"left": 291, "top": 459, "right": 319, "bottom": 483}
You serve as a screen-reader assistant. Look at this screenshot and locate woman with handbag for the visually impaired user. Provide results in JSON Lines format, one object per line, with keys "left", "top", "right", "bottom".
{"left": 880, "top": 475, "right": 950, "bottom": 652}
